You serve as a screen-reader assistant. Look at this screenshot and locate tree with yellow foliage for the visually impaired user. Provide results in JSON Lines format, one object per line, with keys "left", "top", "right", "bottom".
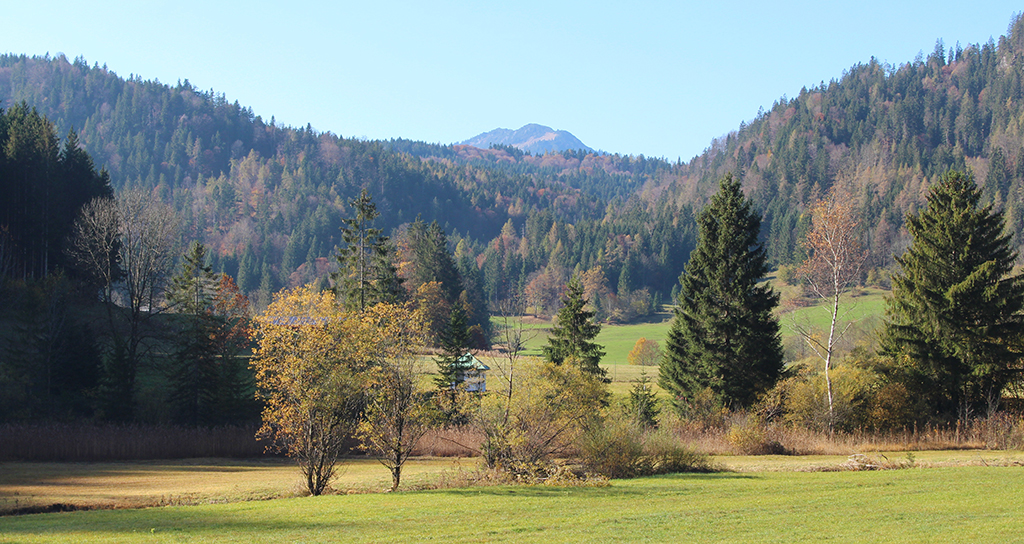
{"left": 253, "top": 285, "right": 434, "bottom": 494}
{"left": 252, "top": 287, "right": 369, "bottom": 495}
{"left": 355, "top": 303, "right": 434, "bottom": 492}
{"left": 627, "top": 337, "right": 662, "bottom": 367}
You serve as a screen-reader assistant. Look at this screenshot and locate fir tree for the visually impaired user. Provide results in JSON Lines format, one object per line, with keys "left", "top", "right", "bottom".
{"left": 434, "top": 302, "right": 471, "bottom": 391}
{"left": 371, "top": 238, "right": 406, "bottom": 305}
{"left": 625, "top": 370, "right": 660, "bottom": 428}
{"left": 434, "top": 302, "right": 472, "bottom": 423}
{"left": 332, "top": 189, "right": 385, "bottom": 312}
{"left": 166, "top": 241, "right": 219, "bottom": 425}
{"left": 542, "top": 275, "right": 607, "bottom": 380}
{"left": 880, "top": 170, "right": 1024, "bottom": 416}
{"left": 660, "top": 173, "right": 783, "bottom": 409}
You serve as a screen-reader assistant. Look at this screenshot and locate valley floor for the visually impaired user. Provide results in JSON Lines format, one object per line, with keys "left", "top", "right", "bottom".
{"left": 2, "top": 451, "right": 1023, "bottom": 543}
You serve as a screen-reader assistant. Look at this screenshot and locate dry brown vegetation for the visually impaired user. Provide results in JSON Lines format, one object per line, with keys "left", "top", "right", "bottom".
{"left": 666, "top": 412, "right": 1024, "bottom": 457}
{"left": 0, "top": 422, "right": 263, "bottom": 462}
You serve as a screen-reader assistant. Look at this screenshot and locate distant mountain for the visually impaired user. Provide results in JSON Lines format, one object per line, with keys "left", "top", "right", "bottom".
{"left": 461, "top": 124, "right": 593, "bottom": 154}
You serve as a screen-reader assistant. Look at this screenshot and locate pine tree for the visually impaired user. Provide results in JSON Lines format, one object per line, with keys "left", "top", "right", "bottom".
{"left": 625, "top": 370, "right": 660, "bottom": 428}
{"left": 434, "top": 302, "right": 471, "bottom": 391}
{"left": 332, "top": 189, "right": 385, "bottom": 312}
{"left": 542, "top": 275, "right": 607, "bottom": 380}
{"left": 880, "top": 170, "right": 1024, "bottom": 416}
{"left": 660, "top": 173, "right": 783, "bottom": 409}
{"left": 434, "top": 302, "right": 472, "bottom": 423}
{"left": 167, "top": 242, "right": 220, "bottom": 425}
{"left": 371, "top": 238, "right": 406, "bottom": 305}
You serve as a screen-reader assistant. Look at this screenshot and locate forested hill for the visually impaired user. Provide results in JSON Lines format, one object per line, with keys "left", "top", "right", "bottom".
{"left": 651, "top": 13, "right": 1024, "bottom": 268}
{"left": 393, "top": 12, "right": 1024, "bottom": 270}
{"left": 4, "top": 12, "right": 1024, "bottom": 310}
{"left": 0, "top": 53, "right": 694, "bottom": 311}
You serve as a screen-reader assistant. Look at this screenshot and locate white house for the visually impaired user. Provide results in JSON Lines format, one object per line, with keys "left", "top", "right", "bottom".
{"left": 452, "top": 352, "right": 489, "bottom": 393}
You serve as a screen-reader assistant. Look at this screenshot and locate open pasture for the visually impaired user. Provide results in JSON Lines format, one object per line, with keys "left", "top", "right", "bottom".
{"left": 2, "top": 453, "right": 1023, "bottom": 543}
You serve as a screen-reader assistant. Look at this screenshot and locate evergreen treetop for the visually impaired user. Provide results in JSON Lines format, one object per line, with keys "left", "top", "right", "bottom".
{"left": 542, "top": 275, "right": 606, "bottom": 380}
{"left": 333, "top": 189, "right": 388, "bottom": 312}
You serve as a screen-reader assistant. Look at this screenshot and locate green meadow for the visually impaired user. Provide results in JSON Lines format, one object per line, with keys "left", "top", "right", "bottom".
{"left": 2, "top": 461, "right": 1023, "bottom": 543}
{"left": 512, "top": 286, "right": 889, "bottom": 366}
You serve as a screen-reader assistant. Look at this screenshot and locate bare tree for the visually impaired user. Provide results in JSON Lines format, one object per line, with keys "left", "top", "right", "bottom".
{"left": 495, "top": 295, "right": 536, "bottom": 427}
{"left": 67, "top": 190, "right": 178, "bottom": 418}
{"left": 67, "top": 197, "right": 120, "bottom": 304}
{"left": 793, "top": 187, "right": 867, "bottom": 432}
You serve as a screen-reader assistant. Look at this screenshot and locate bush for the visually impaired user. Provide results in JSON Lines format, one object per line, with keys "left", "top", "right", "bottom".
{"left": 780, "top": 360, "right": 877, "bottom": 432}
{"left": 776, "top": 265, "right": 797, "bottom": 286}
{"left": 675, "top": 387, "right": 728, "bottom": 429}
{"left": 865, "top": 382, "right": 917, "bottom": 431}
{"left": 726, "top": 416, "right": 786, "bottom": 455}
{"left": 580, "top": 416, "right": 714, "bottom": 477}
{"left": 580, "top": 419, "right": 647, "bottom": 478}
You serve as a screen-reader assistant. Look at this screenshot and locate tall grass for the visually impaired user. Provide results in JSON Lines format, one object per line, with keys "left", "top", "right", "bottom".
{"left": 667, "top": 412, "right": 1024, "bottom": 456}
{"left": 0, "top": 422, "right": 267, "bottom": 461}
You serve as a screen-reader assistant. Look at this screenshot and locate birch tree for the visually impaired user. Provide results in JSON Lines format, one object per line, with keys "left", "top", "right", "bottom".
{"left": 794, "top": 187, "right": 866, "bottom": 431}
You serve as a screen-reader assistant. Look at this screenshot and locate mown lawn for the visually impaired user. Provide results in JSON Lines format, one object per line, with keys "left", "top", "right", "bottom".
{"left": 2, "top": 462, "right": 1023, "bottom": 543}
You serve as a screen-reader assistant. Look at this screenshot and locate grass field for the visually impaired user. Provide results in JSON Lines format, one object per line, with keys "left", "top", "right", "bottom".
{"left": 511, "top": 286, "right": 890, "bottom": 366}
{"left": 2, "top": 453, "right": 1024, "bottom": 542}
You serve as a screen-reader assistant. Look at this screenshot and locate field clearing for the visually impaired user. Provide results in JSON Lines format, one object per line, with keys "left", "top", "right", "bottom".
{"left": 0, "top": 457, "right": 468, "bottom": 514}
{"left": 513, "top": 312, "right": 675, "bottom": 364}
{"left": 2, "top": 454, "right": 1023, "bottom": 542}
{"left": 779, "top": 288, "right": 887, "bottom": 336}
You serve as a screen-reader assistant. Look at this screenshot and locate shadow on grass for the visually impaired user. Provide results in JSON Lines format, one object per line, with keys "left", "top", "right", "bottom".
{"left": 0, "top": 473, "right": 769, "bottom": 539}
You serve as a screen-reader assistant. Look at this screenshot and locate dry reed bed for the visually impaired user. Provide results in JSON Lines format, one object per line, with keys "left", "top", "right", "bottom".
{"left": 0, "top": 422, "right": 265, "bottom": 461}
{"left": 4, "top": 413, "right": 1023, "bottom": 462}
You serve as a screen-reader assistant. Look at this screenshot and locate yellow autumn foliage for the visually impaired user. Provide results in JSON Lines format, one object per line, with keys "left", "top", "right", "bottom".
{"left": 251, "top": 285, "right": 427, "bottom": 495}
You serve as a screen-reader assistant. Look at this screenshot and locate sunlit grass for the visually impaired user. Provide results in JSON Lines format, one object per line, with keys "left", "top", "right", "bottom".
{"left": 0, "top": 457, "right": 466, "bottom": 514}
{"left": 3, "top": 460, "right": 1023, "bottom": 543}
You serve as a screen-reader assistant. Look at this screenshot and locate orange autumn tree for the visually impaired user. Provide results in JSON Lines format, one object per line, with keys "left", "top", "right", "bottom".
{"left": 627, "top": 337, "right": 662, "bottom": 367}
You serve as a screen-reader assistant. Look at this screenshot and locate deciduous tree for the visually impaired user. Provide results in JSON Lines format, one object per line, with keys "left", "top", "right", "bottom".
{"left": 253, "top": 286, "right": 371, "bottom": 495}
{"left": 793, "top": 187, "right": 867, "bottom": 431}
{"left": 627, "top": 337, "right": 662, "bottom": 367}
{"left": 356, "top": 303, "right": 433, "bottom": 491}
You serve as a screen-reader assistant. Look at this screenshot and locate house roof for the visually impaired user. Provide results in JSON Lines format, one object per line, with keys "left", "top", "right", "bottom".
{"left": 262, "top": 316, "right": 332, "bottom": 327}
{"left": 453, "top": 352, "right": 489, "bottom": 371}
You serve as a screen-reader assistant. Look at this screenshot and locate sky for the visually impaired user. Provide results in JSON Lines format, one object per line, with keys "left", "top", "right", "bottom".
{"left": 3, "top": 2, "right": 1022, "bottom": 161}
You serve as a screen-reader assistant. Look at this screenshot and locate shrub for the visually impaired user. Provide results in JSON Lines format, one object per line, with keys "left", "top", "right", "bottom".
{"left": 726, "top": 415, "right": 786, "bottom": 455}
{"left": 676, "top": 387, "right": 728, "bottom": 429}
{"left": 781, "top": 360, "right": 877, "bottom": 432}
{"left": 580, "top": 415, "right": 714, "bottom": 477}
{"left": 864, "top": 382, "right": 917, "bottom": 431}
{"left": 580, "top": 418, "right": 648, "bottom": 478}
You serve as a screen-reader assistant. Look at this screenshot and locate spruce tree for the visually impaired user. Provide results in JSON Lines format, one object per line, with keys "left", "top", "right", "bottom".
{"left": 167, "top": 242, "right": 220, "bottom": 424}
{"left": 435, "top": 303, "right": 471, "bottom": 391}
{"left": 332, "top": 189, "right": 385, "bottom": 312}
{"left": 880, "top": 170, "right": 1024, "bottom": 416}
{"left": 542, "top": 275, "right": 607, "bottom": 380}
{"left": 434, "top": 302, "right": 472, "bottom": 423}
{"left": 660, "top": 173, "right": 782, "bottom": 409}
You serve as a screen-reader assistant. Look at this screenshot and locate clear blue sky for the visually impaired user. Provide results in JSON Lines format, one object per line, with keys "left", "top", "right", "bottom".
{"left": 3, "top": 2, "right": 1021, "bottom": 161}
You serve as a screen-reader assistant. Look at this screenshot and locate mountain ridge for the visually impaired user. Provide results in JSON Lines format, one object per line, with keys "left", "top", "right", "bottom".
{"left": 461, "top": 123, "right": 593, "bottom": 154}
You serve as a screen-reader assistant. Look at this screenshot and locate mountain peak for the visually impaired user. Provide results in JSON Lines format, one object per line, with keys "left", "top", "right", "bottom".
{"left": 460, "top": 124, "right": 592, "bottom": 155}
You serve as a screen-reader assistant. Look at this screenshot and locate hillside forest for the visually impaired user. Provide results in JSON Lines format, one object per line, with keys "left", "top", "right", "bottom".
{"left": 4, "top": 14, "right": 1024, "bottom": 432}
